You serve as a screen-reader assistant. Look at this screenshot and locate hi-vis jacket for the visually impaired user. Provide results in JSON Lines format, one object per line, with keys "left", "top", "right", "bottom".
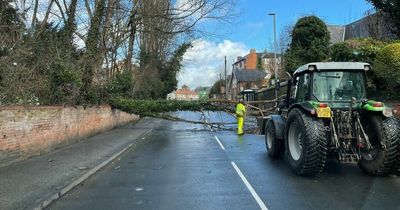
{"left": 236, "top": 103, "right": 246, "bottom": 117}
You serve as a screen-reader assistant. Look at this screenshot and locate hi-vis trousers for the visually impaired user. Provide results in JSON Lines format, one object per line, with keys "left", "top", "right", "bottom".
{"left": 237, "top": 117, "right": 244, "bottom": 135}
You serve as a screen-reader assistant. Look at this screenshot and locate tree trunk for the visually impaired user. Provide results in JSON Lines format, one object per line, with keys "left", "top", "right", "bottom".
{"left": 82, "top": 0, "right": 106, "bottom": 99}
{"left": 64, "top": 0, "right": 78, "bottom": 47}
{"left": 126, "top": 17, "right": 137, "bottom": 71}
{"left": 31, "top": 0, "right": 39, "bottom": 28}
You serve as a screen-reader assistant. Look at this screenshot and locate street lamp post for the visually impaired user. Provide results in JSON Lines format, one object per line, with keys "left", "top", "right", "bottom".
{"left": 268, "top": 13, "right": 278, "bottom": 107}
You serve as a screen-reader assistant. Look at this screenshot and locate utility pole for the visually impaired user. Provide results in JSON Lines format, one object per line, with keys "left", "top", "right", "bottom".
{"left": 219, "top": 73, "right": 222, "bottom": 99}
{"left": 268, "top": 13, "right": 278, "bottom": 107}
{"left": 224, "top": 56, "right": 227, "bottom": 99}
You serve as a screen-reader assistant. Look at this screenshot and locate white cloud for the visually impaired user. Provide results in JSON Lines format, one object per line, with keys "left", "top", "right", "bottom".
{"left": 178, "top": 39, "right": 249, "bottom": 89}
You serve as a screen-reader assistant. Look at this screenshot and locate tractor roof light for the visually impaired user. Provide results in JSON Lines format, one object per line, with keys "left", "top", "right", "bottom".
{"left": 308, "top": 65, "right": 317, "bottom": 71}
{"left": 364, "top": 65, "right": 371, "bottom": 71}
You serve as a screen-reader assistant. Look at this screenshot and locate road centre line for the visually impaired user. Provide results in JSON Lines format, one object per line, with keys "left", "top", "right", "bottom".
{"left": 214, "top": 136, "right": 225, "bottom": 150}
{"left": 231, "top": 161, "right": 269, "bottom": 210}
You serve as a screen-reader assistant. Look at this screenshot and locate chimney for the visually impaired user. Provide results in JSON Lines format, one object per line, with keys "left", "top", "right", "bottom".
{"left": 245, "top": 49, "right": 258, "bottom": 70}
{"left": 237, "top": 56, "right": 243, "bottom": 61}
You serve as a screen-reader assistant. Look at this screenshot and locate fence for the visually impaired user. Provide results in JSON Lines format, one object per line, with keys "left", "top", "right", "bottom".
{"left": 254, "top": 81, "right": 289, "bottom": 111}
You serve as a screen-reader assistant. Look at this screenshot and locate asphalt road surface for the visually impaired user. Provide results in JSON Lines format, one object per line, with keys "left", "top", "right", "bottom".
{"left": 48, "top": 111, "right": 400, "bottom": 210}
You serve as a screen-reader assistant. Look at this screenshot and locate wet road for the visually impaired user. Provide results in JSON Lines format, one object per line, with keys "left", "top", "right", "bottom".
{"left": 49, "top": 112, "right": 400, "bottom": 210}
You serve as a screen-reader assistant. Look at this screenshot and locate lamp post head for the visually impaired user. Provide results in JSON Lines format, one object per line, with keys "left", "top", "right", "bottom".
{"left": 268, "top": 13, "right": 275, "bottom": 16}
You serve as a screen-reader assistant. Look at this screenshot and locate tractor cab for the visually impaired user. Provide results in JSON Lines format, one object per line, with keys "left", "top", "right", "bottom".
{"left": 284, "top": 62, "right": 371, "bottom": 110}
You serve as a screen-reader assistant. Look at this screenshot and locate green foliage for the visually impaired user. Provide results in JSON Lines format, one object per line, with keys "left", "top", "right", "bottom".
{"left": 132, "top": 71, "right": 167, "bottom": 100}
{"left": 85, "top": 86, "right": 108, "bottom": 105}
{"left": 328, "top": 39, "right": 387, "bottom": 96}
{"left": 48, "top": 61, "right": 82, "bottom": 104}
{"left": 368, "top": 0, "right": 400, "bottom": 36}
{"left": 134, "top": 43, "right": 192, "bottom": 100}
{"left": 345, "top": 39, "right": 386, "bottom": 64}
{"left": 209, "top": 79, "right": 224, "bottom": 96}
{"left": 373, "top": 43, "right": 400, "bottom": 99}
{"left": 109, "top": 97, "right": 220, "bottom": 117}
{"left": 328, "top": 38, "right": 400, "bottom": 99}
{"left": 285, "top": 16, "right": 331, "bottom": 73}
{"left": 330, "top": 42, "right": 353, "bottom": 61}
{"left": 160, "top": 43, "right": 192, "bottom": 97}
{"left": 107, "top": 71, "right": 134, "bottom": 97}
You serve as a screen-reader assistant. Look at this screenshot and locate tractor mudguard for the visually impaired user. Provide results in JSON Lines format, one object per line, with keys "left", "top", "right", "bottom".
{"left": 361, "top": 100, "right": 387, "bottom": 112}
{"left": 288, "top": 102, "right": 316, "bottom": 115}
{"left": 269, "top": 115, "right": 286, "bottom": 140}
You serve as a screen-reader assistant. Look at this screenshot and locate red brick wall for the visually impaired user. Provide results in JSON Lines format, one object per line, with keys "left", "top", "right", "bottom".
{"left": 0, "top": 105, "right": 139, "bottom": 166}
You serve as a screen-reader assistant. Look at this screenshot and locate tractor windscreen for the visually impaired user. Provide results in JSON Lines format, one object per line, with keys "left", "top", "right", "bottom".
{"left": 312, "top": 71, "right": 366, "bottom": 103}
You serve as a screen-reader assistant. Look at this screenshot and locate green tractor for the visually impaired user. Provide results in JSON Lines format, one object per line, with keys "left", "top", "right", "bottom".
{"left": 265, "top": 62, "right": 400, "bottom": 176}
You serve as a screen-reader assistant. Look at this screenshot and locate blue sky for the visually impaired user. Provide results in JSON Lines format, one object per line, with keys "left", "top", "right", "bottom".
{"left": 178, "top": 0, "right": 374, "bottom": 89}
{"left": 227, "top": 0, "right": 373, "bottom": 51}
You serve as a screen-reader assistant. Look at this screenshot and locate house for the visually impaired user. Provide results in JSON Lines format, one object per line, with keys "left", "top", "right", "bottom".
{"left": 227, "top": 49, "right": 283, "bottom": 100}
{"left": 228, "top": 69, "right": 267, "bottom": 100}
{"left": 327, "top": 12, "right": 397, "bottom": 43}
{"left": 233, "top": 49, "right": 282, "bottom": 74}
{"left": 167, "top": 85, "right": 199, "bottom": 101}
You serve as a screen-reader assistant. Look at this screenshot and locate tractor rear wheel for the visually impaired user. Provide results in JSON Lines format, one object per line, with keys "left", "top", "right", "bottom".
{"left": 265, "top": 120, "right": 283, "bottom": 158}
{"left": 285, "top": 108, "right": 327, "bottom": 176}
{"left": 358, "top": 115, "right": 400, "bottom": 176}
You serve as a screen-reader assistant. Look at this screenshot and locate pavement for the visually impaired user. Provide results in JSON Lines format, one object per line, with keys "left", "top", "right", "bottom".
{"left": 0, "top": 117, "right": 163, "bottom": 210}
{"left": 46, "top": 111, "right": 399, "bottom": 210}
{"left": 1, "top": 111, "right": 400, "bottom": 210}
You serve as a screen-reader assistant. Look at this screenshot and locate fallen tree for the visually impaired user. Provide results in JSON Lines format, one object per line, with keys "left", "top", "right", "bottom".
{"left": 110, "top": 97, "right": 279, "bottom": 117}
{"left": 109, "top": 97, "right": 279, "bottom": 132}
{"left": 109, "top": 97, "right": 224, "bottom": 116}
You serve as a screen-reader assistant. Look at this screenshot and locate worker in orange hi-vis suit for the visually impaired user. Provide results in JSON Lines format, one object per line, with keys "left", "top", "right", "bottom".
{"left": 236, "top": 99, "right": 246, "bottom": 135}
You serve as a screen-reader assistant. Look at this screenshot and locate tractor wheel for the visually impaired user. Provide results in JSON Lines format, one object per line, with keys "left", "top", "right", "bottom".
{"left": 358, "top": 115, "right": 400, "bottom": 176}
{"left": 265, "top": 120, "right": 283, "bottom": 158}
{"left": 389, "top": 117, "right": 400, "bottom": 175}
{"left": 285, "top": 108, "right": 327, "bottom": 176}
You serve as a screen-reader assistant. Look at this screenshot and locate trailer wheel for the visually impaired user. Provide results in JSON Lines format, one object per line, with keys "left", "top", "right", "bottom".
{"left": 358, "top": 115, "right": 400, "bottom": 176}
{"left": 285, "top": 108, "right": 327, "bottom": 176}
{"left": 265, "top": 120, "right": 283, "bottom": 158}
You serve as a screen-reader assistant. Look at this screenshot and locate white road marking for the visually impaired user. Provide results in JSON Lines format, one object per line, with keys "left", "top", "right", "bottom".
{"left": 231, "top": 161, "right": 268, "bottom": 210}
{"left": 214, "top": 136, "right": 225, "bottom": 150}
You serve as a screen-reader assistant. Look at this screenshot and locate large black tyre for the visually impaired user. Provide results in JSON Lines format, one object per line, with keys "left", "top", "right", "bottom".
{"left": 285, "top": 108, "right": 327, "bottom": 176}
{"left": 265, "top": 120, "right": 283, "bottom": 158}
{"left": 394, "top": 117, "right": 400, "bottom": 175}
{"left": 359, "top": 115, "right": 400, "bottom": 176}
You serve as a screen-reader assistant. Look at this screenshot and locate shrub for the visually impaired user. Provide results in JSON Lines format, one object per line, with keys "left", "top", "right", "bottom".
{"left": 374, "top": 43, "right": 400, "bottom": 99}
{"left": 107, "top": 70, "right": 134, "bottom": 97}
{"left": 48, "top": 62, "right": 82, "bottom": 104}
{"left": 330, "top": 42, "right": 353, "bottom": 61}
